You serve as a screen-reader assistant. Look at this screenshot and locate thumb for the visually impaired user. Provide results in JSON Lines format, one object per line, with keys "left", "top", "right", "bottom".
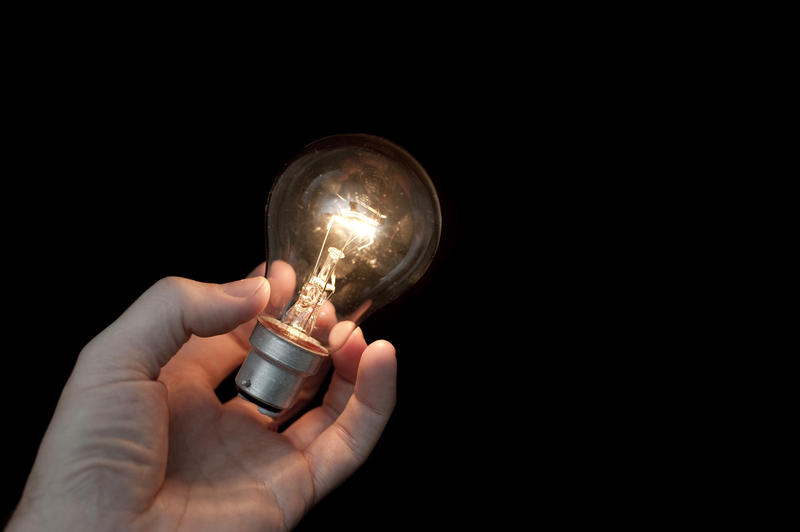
{"left": 73, "top": 276, "right": 269, "bottom": 387}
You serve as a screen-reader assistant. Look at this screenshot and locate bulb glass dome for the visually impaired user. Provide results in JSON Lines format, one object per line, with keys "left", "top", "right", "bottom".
{"left": 236, "top": 133, "right": 440, "bottom": 416}
{"left": 259, "top": 134, "right": 441, "bottom": 352}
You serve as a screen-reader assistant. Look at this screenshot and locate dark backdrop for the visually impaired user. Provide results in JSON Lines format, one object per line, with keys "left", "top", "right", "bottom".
{"left": 0, "top": 18, "right": 710, "bottom": 530}
{"left": 2, "top": 95, "right": 534, "bottom": 529}
{"left": 1, "top": 82, "right": 679, "bottom": 528}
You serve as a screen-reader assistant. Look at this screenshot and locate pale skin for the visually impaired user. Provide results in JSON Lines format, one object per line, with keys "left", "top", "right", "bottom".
{"left": 7, "top": 263, "right": 397, "bottom": 531}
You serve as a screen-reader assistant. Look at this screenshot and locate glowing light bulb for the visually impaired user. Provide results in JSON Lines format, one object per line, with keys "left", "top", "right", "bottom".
{"left": 236, "top": 134, "right": 441, "bottom": 416}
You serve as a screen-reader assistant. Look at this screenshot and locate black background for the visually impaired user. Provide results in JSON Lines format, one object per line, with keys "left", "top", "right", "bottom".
{"left": 1, "top": 85, "right": 551, "bottom": 529}
{"left": 0, "top": 12, "right": 763, "bottom": 527}
{"left": 1, "top": 40, "right": 679, "bottom": 526}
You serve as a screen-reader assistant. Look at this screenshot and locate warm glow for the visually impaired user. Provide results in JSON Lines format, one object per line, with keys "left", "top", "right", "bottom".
{"left": 330, "top": 209, "right": 379, "bottom": 242}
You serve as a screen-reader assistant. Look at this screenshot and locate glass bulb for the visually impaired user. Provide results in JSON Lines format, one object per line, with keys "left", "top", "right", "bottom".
{"left": 236, "top": 134, "right": 441, "bottom": 416}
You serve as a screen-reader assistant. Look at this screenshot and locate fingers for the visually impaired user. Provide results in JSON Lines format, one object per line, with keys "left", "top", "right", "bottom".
{"left": 162, "top": 263, "right": 271, "bottom": 389}
{"left": 228, "top": 262, "right": 268, "bottom": 348}
{"left": 263, "top": 260, "right": 296, "bottom": 317}
{"left": 72, "top": 275, "right": 269, "bottom": 388}
{"left": 301, "top": 340, "right": 396, "bottom": 503}
{"left": 282, "top": 324, "right": 363, "bottom": 447}
{"left": 328, "top": 323, "right": 365, "bottom": 385}
{"left": 311, "top": 300, "right": 338, "bottom": 345}
{"left": 327, "top": 319, "right": 357, "bottom": 354}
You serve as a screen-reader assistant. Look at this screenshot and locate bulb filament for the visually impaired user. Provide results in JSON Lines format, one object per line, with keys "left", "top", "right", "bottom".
{"left": 283, "top": 197, "right": 384, "bottom": 336}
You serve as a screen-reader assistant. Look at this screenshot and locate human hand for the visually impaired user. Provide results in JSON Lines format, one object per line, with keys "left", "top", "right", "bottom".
{"left": 8, "top": 264, "right": 397, "bottom": 531}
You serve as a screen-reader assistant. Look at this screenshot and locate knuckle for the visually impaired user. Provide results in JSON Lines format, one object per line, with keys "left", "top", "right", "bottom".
{"left": 154, "top": 275, "right": 190, "bottom": 297}
{"left": 150, "top": 276, "right": 195, "bottom": 312}
{"left": 333, "top": 420, "right": 366, "bottom": 463}
{"left": 155, "top": 275, "right": 185, "bottom": 290}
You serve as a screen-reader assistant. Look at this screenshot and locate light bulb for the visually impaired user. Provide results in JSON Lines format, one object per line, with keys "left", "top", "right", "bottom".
{"left": 236, "top": 134, "right": 441, "bottom": 416}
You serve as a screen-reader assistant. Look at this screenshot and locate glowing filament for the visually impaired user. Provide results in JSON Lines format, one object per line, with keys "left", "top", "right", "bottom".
{"left": 283, "top": 199, "right": 384, "bottom": 336}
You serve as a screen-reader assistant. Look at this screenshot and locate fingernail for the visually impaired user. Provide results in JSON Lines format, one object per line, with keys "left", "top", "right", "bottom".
{"left": 222, "top": 277, "right": 266, "bottom": 298}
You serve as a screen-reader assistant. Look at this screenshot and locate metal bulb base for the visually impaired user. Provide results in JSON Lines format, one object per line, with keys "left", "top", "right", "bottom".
{"left": 235, "top": 320, "right": 329, "bottom": 417}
